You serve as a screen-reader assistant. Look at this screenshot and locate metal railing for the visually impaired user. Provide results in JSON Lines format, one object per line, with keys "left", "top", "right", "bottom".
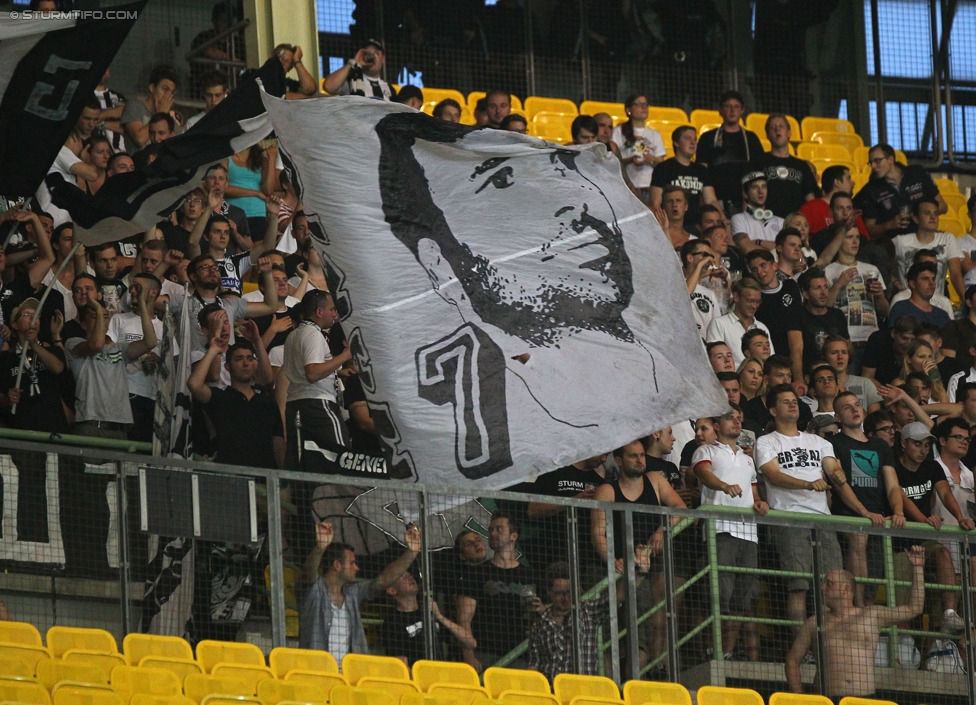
{"left": 0, "top": 433, "right": 972, "bottom": 701}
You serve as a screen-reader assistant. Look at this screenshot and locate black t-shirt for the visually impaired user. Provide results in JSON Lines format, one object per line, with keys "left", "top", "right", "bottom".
{"left": 743, "top": 394, "right": 813, "bottom": 433}
{"left": 853, "top": 166, "right": 940, "bottom": 236}
{"left": 459, "top": 561, "right": 535, "bottom": 653}
{"left": 342, "top": 373, "right": 383, "bottom": 455}
{"left": 253, "top": 305, "right": 298, "bottom": 353}
{"left": 895, "top": 455, "right": 943, "bottom": 516}
{"left": 646, "top": 455, "right": 681, "bottom": 489}
{"left": 158, "top": 221, "right": 192, "bottom": 254}
{"left": 0, "top": 345, "right": 69, "bottom": 433}
{"left": 203, "top": 386, "right": 283, "bottom": 468}
{"left": 716, "top": 246, "right": 747, "bottom": 281}
{"left": 650, "top": 159, "right": 709, "bottom": 229}
{"left": 756, "top": 279, "right": 803, "bottom": 360}
{"left": 697, "top": 127, "right": 765, "bottom": 212}
{"left": 829, "top": 433, "right": 895, "bottom": 515}
{"left": 799, "top": 307, "right": 850, "bottom": 373}
{"left": 379, "top": 608, "right": 430, "bottom": 666}
{"left": 862, "top": 329, "right": 903, "bottom": 385}
{"left": 751, "top": 153, "right": 819, "bottom": 217}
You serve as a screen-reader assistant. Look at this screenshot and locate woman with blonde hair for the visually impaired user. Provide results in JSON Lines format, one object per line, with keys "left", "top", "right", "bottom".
{"left": 737, "top": 356, "right": 765, "bottom": 402}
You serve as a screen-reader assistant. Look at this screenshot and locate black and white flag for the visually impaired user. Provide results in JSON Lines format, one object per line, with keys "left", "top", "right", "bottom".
{"left": 0, "top": 3, "right": 144, "bottom": 202}
{"left": 47, "top": 58, "right": 287, "bottom": 246}
{"left": 262, "top": 94, "right": 729, "bottom": 491}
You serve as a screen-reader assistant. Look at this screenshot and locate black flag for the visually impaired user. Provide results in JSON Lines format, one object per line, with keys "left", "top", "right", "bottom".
{"left": 0, "top": 3, "right": 145, "bottom": 202}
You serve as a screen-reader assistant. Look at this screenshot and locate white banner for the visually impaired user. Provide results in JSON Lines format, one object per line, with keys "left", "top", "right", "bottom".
{"left": 262, "top": 94, "right": 728, "bottom": 488}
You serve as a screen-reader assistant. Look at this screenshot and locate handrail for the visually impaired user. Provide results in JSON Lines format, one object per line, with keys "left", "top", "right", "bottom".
{"left": 0, "top": 427, "right": 151, "bottom": 454}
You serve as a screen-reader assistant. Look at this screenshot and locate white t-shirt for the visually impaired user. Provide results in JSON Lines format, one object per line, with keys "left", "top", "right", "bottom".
{"left": 692, "top": 441, "right": 759, "bottom": 542}
{"left": 823, "top": 261, "right": 886, "bottom": 343}
{"left": 50, "top": 145, "right": 81, "bottom": 183}
{"left": 705, "top": 312, "right": 774, "bottom": 366}
{"left": 957, "top": 233, "right": 976, "bottom": 288}
{"left": 893, "top": 231, "right": 962, "bottom": 295}
{"left": 755, "top": 431, "right": 835, "bottom": 515}
{"left": 690, "top": 285, "right": 721, "bottom": 339}
{"left": 106, "top": 312, "right": 169, "bottom": 399}
{"left": 283, "top": 320, "right": 337, "bottom": 402}
{"left": 730, "top": 212, "right": 785, "bottom": 246}
{"left": 611, "top": 124, "right": 665, "bottom": 189}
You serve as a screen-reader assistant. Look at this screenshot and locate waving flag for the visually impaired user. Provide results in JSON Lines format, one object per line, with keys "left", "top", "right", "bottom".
{"left": 47, "top": 58, "right": 286, "bottom": 245}
{"left": 262, "top": 94, "right": 728, "bottom": 489}
{"left": 0, "top": 3, "right": 145, "bottom": 202}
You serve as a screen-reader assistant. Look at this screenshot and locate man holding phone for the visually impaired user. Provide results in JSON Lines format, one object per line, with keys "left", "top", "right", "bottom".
{"left": 323, "top": 38, "right": 395, "bottom": 101}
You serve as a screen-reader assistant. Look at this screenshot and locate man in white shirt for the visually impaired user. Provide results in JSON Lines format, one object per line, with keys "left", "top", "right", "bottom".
{"left": 731, "top": 172, "right": 785, "bottom": 253}
{"left": 706, "top": 278, "right": 773, "bottom": 366}
{"left": 756, "top": 384, "right": 884, "bottom": 632}
{"left": 893, "top": 197, "right": 964, "bottom": 298}
{"left": 692, "top": 404, "right": 768, "bottom": 661}
{"left": 282, "top": 290, "right": 352, "bottom": 470}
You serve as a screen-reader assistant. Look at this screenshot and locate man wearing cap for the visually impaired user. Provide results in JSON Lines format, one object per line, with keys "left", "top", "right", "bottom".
{"left": 730, "top": 172, "right": 785, "bottom": 253}
{"left": 696, "top": 90, "right": 765, "bottom": 216}
{"left": 324, "top": 39, "right": 395, "bottom": 101}
{"left": 894, "top": 420, "right": 970, "bottom": 628}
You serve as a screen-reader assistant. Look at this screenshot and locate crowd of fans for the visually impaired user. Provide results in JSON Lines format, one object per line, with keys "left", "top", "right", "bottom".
{"left": 4, "top": 6, "right": 976, "bottom": 693}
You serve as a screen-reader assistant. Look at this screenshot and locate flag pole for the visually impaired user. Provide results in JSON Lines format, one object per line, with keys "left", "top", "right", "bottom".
{"left": 11, "top": 241, "right": 83, "bottom": 416}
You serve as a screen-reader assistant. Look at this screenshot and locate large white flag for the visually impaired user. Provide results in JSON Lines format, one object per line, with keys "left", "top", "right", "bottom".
{"left": 262, "top": 93, "right": 728, "bottom": 488}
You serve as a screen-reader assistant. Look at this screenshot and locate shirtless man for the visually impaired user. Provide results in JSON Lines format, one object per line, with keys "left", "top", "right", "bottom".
{"left": 785, "top": 545, "right": 926, "bottom": 701}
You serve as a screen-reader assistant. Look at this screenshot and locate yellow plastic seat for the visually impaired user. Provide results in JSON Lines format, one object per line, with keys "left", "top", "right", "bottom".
{"left": 330, "top": 685, "right": 397, "bottom": 705}
{"left": 402, "top": 694, "right": 467, "bottom": 705}
{"left": 690, "top": 109, "right": 722, "bottom": 133}
{"left": 940, "top": 216, "right": 967, "bottom": 237}
{"left": 466, "top": 92, "right": 523, "bottom": 115}
{"left": 136, "top": 658, "right": 202, "bottom": 682}
{"left": 0, "top": 655, "right": 37, "bottom": 678}
{"left": 529, "top": 113, "right": 573, "bottom": 144}
{"left": 696, "top": 686, "right": 764, "bottom": 705}
{"left": 769, "top": 694, "right": 832, "bottom": 705}
{"left": 46, "top": 628, "right": 118, "bottom": 659}
{"left": 569, "top": 698, "right": 623, "bottom": 705}
{"left": 837, "top": 699, "right": 896, "bottom": 705}
{"left": 0, "top": 679, "right": 53, "bottom": 705}
{"left": 497, "top": 692, "right": 559, "bottom": 705}
{"left": 427, "top": 685, "right": 489, "bottom": 705}
{"left": 552, "top": 675, "right": 618, "bottom": 705}
{"left": 943, "top": 191, "right": 968, "bottom": 213}
{"left": 578, "top": 101, "right": 626, "bottom": 125}
{"left": 62, "top": 652, "right": 127, "bottom": 683}
{"left": 110, "top": 666, "right": 181, "bottom": 703}
{"left": 282, "top": 669, "right": 348, "bottom": 696}
{"left": 935, "top": 176, "right": 962, "bottom": 194}
{"left": 744, "top": 113, "right": 801, "bottom": 138}
{"left": 800, "top": 117, "right": 857, "bottom": 140}
{"left": 809, "top": 131, "right": 864, "bottom": 153}
{"left": 268, "top": 648, "right": 337, "bottom": 679}
{"left": 420, "top": 88, "right": 468, "bottom": 117}
{"left": 255, "top": 678, "right": 326, "bottom": 705}
{"left": 182, "top": 674, "right": 252, "bottom": 704}
{"left": 122, "top": 635, "right": 194, "bottom": 668}
{"left": 895, "top": 149, "right": 908, "bottom": 163}
{"left": 622, "top": 681, "right": 691, "bottom": 705}
{"left": 797, "top": 143, "right": 852, "bottom": 162}
{"left": 36, "top": 660, "right": 109, "bottom": 691}
{"left": 812, "top": 159, "right": 858, "bottom": 177}
{"left": 209, "top": 666, "right": 272, "bottom": 697}
{"left": 194, "top": 643, "right": 265, "bottom": 675}
{"left": 199, "top": 697, "right": 262, "bottom": 705}
{"left": 524, "top": 97, "right": 578, "bottom": 120}
{"left": 413, "top": 662, "right": 479, "bottom": 693}
{"left": 52, "top": 686, "right": 124, "bottom": 705}
{"left": 130, "top": 695, "right": 196, "bottom": 705}
{"left": 341, "top": 655, "right": 409, "bottom": 686}
{"left": 0, "top": 643, "right": 52, "bottom": 676}
{"left": 483, "top": 668, "right": 550, "bottom": 698}
{"left": 0, "top": 621, "right": 44, "bottom": 647}
{"left": 853, "top": 145, "right": 870, "bottom": 167}
{"left": 646, "top": 107, "right": 690, "bottom": 124}
{"left": 359, "top": 678, "right": 420, "bottom": 700}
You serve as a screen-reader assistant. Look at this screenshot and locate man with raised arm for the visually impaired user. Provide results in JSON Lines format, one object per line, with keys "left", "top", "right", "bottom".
{"left": 300, "top": 521, "right": 422, "bottom": 660}
{"left": 786, "top": 546, "right": 926, "bottom": 700}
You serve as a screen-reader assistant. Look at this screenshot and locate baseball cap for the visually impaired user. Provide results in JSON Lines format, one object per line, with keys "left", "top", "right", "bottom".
{"left": 901, "top": 422, "right": 935, "bottom": 442}
{"left": 363, "top": 38, "right": 384, "bottom": 52}
{"left": 741, "top": 170, "right": 767, "bottom": 188}
{"left": 11, "top": 297, "right": 40, "bottom": 323}
{"left": 807, "top": 415, "right": 838, "bottom": 433}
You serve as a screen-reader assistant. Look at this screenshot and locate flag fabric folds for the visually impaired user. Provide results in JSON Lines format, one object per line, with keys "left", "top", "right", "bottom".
{"left": 47, "top": 58, "right": 287, "bottom": 246}
{"left": 0, "top": 3, "right": 145, "bottom": 202}
{"left": 261, "top": 93, "right": 729, "bottom": 489}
